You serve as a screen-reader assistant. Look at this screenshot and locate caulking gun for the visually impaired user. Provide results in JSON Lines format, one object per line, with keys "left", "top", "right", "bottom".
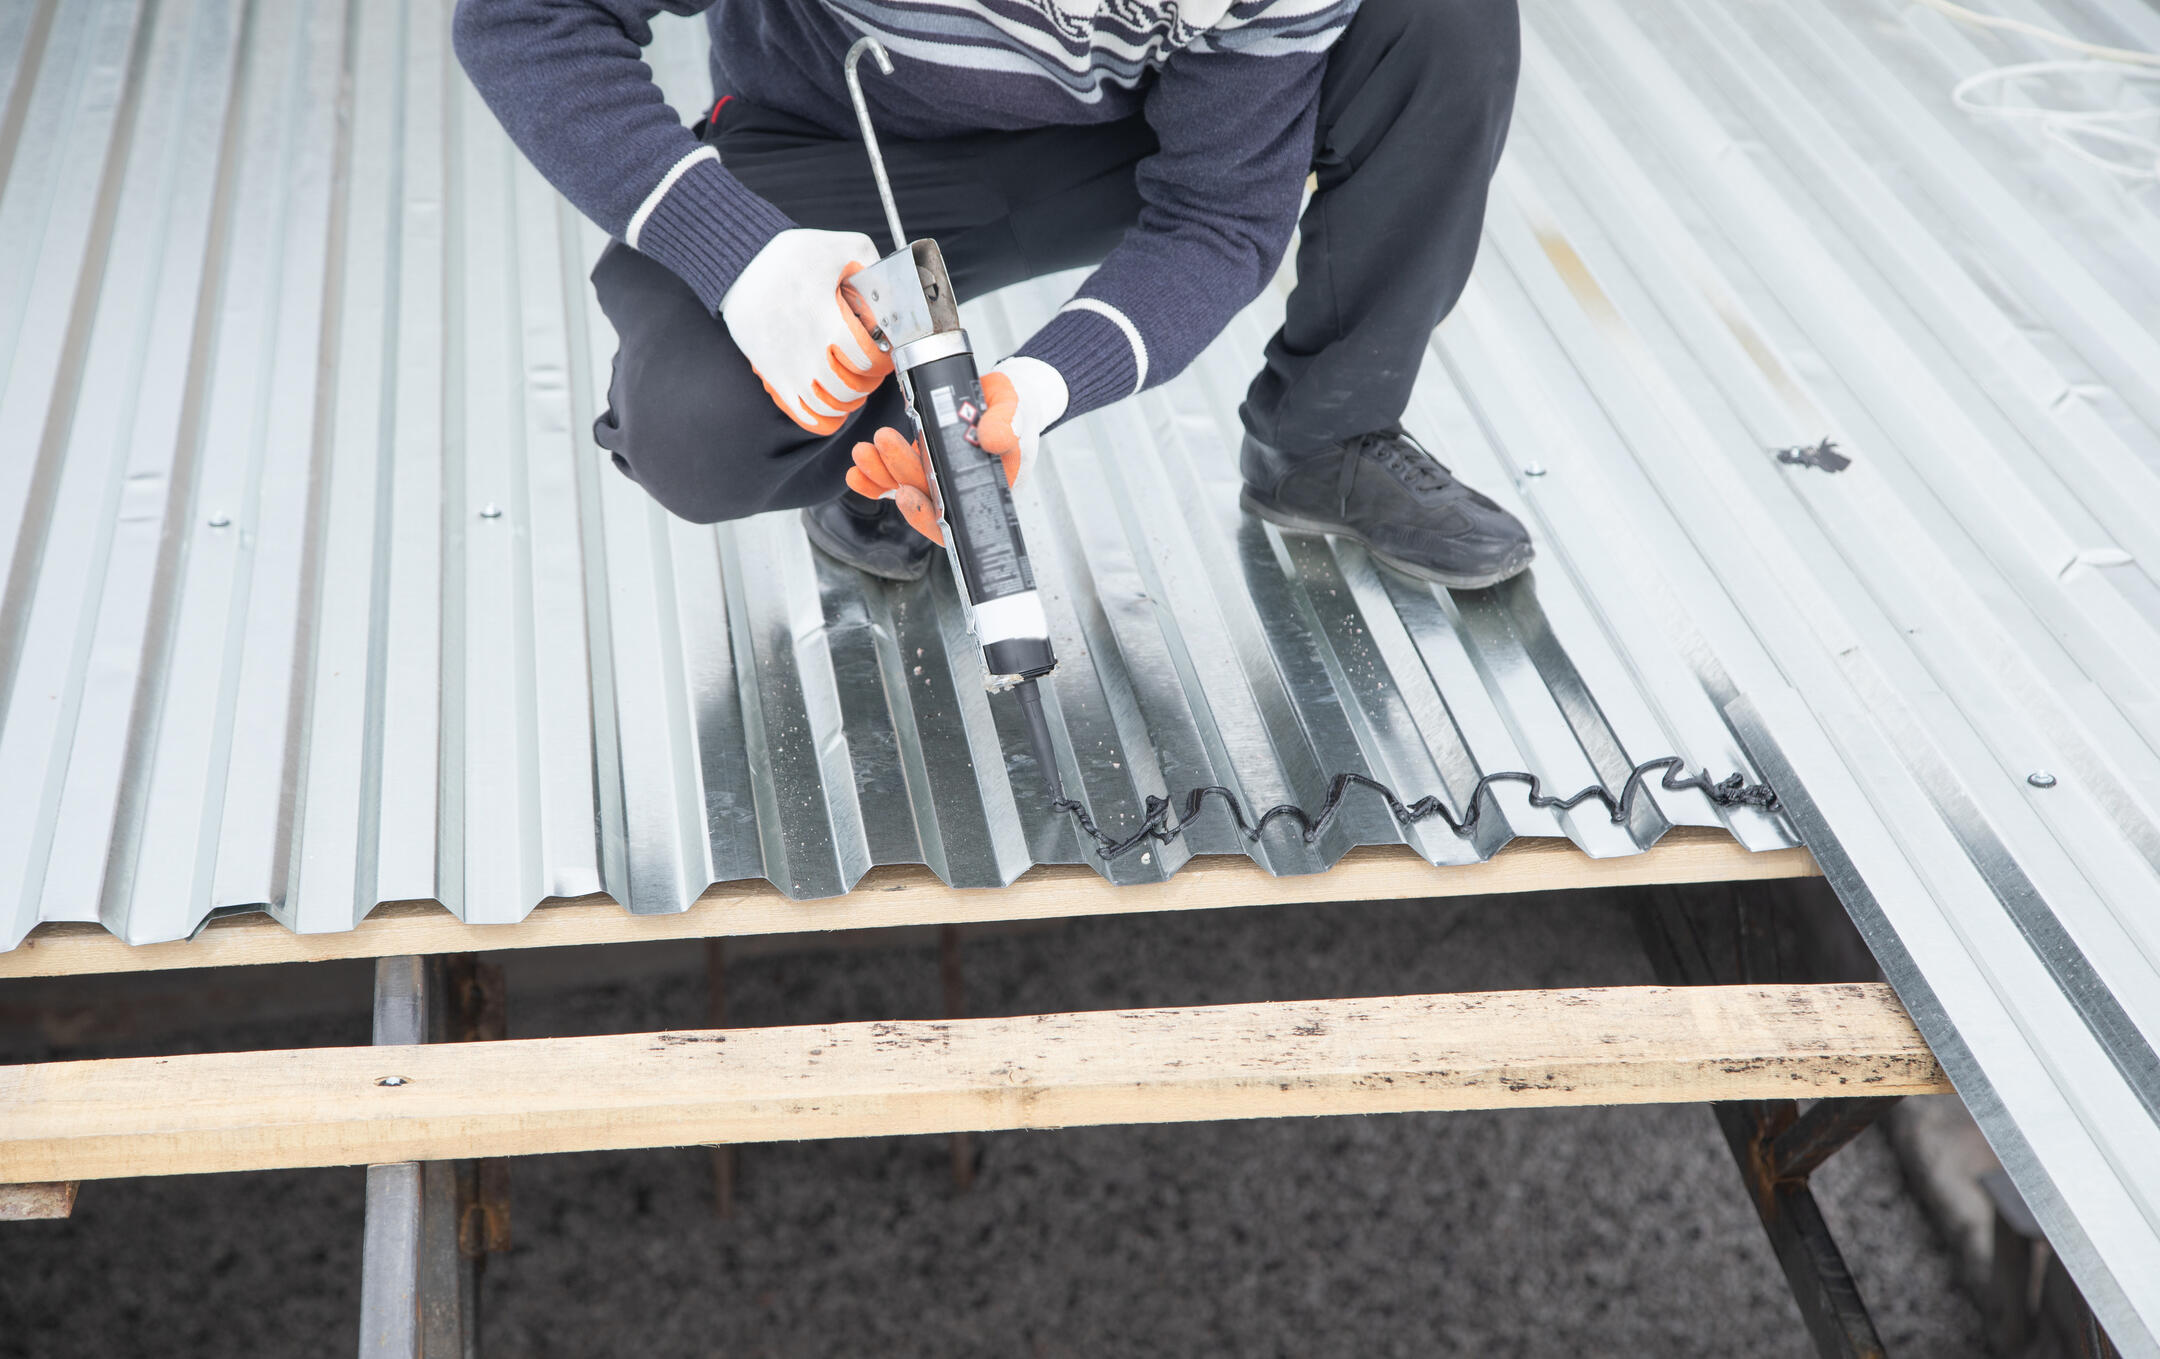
{"left": 837, "top": 37, "right": 1068, "bottom": 804}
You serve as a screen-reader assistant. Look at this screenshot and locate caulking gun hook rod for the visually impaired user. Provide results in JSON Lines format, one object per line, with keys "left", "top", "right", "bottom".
{"left": 843, "top": 37, "right": 908, "bottom": 254}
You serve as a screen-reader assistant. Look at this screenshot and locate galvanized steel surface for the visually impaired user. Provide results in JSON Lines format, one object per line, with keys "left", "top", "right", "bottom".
{"left": 4, "top": 0, "right": 2160, "bottom": 1346}
{"left": 1489, "top": 1, "right": 2160, "bottom": 1350}
{"left": 0, "top": 0, "right": 1791, "bottom": 953}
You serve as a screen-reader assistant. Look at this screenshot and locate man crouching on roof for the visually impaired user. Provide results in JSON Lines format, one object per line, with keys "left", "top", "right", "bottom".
{"left": 453, "top": 0, "right": 1534, "bottom": 591}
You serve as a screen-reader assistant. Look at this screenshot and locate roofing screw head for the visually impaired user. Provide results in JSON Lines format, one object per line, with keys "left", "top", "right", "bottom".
{"left": 1523, "top": 463, "right": 1547, "bottom": 477}
{"left": 207, "top": 513, "right": 231, "bottom": 528}
{"left": 2027, "top": 771, "right": 2057, "bottom": 789}
{"left": 376, "top": 1075, "right": 409, "bottom": 1087}
{"left": 478, "top": 503, "right": 502, "bottom": 519}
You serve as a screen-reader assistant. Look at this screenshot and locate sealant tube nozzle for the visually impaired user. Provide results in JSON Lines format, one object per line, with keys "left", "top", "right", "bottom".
{"left": 1013, "top": 678, "right": 1064, "bottom": 805}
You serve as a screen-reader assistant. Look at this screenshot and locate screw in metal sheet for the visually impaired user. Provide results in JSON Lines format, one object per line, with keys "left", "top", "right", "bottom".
{"left": 207, "top": 514, "right": 231, "bottom": 528}
{"left": 2027, "top": 771, "right": 2057, "bottom": 789}
{"left": 376, "top": 1076, "right": 409, "bottom": 1087}
{"left": 478, "top": 503, "right": 502, "bottom": 520}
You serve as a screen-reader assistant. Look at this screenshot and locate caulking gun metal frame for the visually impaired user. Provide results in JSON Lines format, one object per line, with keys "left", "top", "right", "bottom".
{"left": 837, "top": 37, "right": 1069, "bottom": 802}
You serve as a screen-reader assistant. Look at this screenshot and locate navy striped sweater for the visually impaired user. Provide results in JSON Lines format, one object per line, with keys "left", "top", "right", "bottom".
{"left": 452, "top": 0, "right": 1358, "bottom": 424}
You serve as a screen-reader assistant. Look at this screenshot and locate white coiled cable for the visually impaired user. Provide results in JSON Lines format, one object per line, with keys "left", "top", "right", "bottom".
{"left": 1912, "top": 0, "right": 2160, "bottom": 182}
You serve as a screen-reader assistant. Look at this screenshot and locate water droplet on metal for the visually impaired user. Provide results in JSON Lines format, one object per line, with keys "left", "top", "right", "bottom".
{"left": 208, "top": 514, "right": 231, "bottom": 528}
{"left": 2027, "top": 771, "right": 2057, "bottom": 789}
{"left": 479, "top": 503, "right": 502, "bottom": 519}
{"left": 1523, "top": 463, "right": 1547, "bottom": 477}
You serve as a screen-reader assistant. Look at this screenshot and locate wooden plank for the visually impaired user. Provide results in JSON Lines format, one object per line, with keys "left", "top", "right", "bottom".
{"left": 0, "top": 982, "right": 1938, "bottom": 1183}
{"left": 0, "top": 830, "right": 1816, "bottom": 980}
{"left": 0, "top": 1181, "right": 78, "bottom": 1220}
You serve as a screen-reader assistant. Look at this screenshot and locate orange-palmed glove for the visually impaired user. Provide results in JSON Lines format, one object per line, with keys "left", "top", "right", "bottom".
{"left": 845, "top": 360, "right": 1067, "bottom": 545}
{"left": 720, "top": 229, "right": 895, "bottom": 434}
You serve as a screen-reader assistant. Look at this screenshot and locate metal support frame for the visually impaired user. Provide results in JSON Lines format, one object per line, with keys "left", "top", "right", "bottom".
{"left": 359, "top": 955, "right": 509, "bottom": 1359}
{"left": 1634, "top": 882, "right": 1898, "bottom": 1359}
{"left": 1983, "top": 1169, "right": 2125, "bottom": 1359}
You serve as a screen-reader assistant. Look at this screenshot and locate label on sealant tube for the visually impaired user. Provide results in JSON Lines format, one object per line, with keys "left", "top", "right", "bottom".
{"left": 926, "top": 378, "right": 1034, "bottom": 602}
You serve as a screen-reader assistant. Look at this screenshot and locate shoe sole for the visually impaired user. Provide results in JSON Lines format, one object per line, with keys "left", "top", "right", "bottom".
{"left": 800, "top": 511, "right": 933, "bottom": 583}
{"left": 1239, "top": 489, "right": 1535, "bottom": 590}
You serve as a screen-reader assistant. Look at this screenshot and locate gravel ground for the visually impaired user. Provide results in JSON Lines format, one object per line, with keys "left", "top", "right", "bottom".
{"left": 0, "top": 888, "right": 1987, "bottom": 1357}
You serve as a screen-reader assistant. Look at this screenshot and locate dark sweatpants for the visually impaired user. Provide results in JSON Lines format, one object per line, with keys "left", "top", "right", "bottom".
{"left": 592, "top": 0, "right": 1519, "bottom": 525}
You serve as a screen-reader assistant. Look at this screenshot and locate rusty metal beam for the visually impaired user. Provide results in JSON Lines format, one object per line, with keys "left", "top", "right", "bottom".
{"left": 1634, "top": 883, "right": 1899, "bottom": 1359}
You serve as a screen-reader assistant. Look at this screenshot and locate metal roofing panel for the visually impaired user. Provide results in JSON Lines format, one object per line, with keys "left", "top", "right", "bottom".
{"left": 0, "top": 0, "right": 1792, "bottom": 952}
{"left": 5, "top": 0, "right": 2160, "bottom": 1346}
{"left": 1489, "top": 0, "right": 2160, "bottom": 1348}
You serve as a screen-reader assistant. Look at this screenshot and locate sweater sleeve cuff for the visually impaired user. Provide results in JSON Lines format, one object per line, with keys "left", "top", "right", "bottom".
{"left": 628, "top": 152, "right": 797, "bottom": 314}
{"left": 1013, "top": 305, "right": 1145, "bottom": 425}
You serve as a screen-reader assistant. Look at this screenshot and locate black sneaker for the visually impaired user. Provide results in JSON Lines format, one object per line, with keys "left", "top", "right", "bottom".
{"left": 1239, "top": 425, "right": 1534, "bottom": 589}
{"left": 802, "top": 492, "right": 936, "bottom": 582}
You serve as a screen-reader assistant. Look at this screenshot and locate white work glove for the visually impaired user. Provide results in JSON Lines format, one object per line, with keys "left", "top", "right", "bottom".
{"left": 843, "top": 357, "right": 1070, "bottom": 546}
{"left": 720, "top": 228, "right": 892, "bottom": 435}
{"left": 977, "top": 356, "right": 1067, "bottom": 484}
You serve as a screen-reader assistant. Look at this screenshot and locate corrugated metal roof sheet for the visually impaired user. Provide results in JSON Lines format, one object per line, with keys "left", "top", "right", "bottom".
{"left": 5, "top": 0, "right": 2160, "bottom": 1346}
{"left": 0, "top": 0, "right": 1793, "bottom": 952}
{"left": 1492, "top": 0, "right": 2160, "bottom": 1348}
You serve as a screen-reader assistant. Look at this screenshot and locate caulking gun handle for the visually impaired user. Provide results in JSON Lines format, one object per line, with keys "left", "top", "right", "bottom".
{"left": 838, "top": 266, "right": 888, "bottom": 354}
